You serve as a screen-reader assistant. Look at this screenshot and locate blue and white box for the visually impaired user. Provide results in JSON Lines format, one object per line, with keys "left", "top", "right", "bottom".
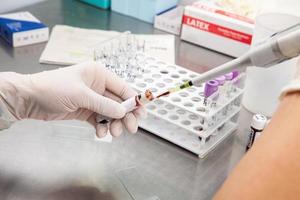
{"left": 0, "top": 12, "right": 49, "bottom": 47}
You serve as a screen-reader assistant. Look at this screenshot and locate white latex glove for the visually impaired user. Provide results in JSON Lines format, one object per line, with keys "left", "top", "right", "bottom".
{"left": 0, "top": 61, "right": 145, "bottom": 137}
{"left": 280, "top": 57, "right": 300, "bottom": 99}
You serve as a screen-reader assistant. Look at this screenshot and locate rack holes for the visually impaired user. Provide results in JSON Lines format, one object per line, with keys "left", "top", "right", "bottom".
{"left": 184, "top": 102, "right": 194, "bottom": 107}
{"left": 156, "top": 82, "right": 165, "bottom": 88}
{"left": 157, "top": 109, "right": 167, "bottom": 115}
{"left": 147, "top": 105, "right": 156, "bottom": 110}
{"left": 154, "top": 99, "right": 164, "bottom": 105}
{"left": 176, "top": 109, "right": 186, "bottom": 115}
{"left": 165, "top": 104, "right": 175, "bottom": 110}
{"left": 137, "top": 83, "right": 147, "bottom": 88}
{"left": 178, "top": 70, "right": 187, "bottom": 74}
{"left": 192, "top": 97, "right": 201, "bottom": 102}
{"left": 179, "top": 92, "right": 189, "bottom": 97}
{"left": 188, "top": 114, "right": 199, "bottom": 120}
{"left": 163, "top": 78, "right": 173, "bottom": 83}
{"left": 160, "top": 70, "right": 169, "bottom": 74}
{"left": 171, "top": 74, "right": 180, "bottom": 79}
{"left": 144, "top": 78, "right": 154, "bottom": 83}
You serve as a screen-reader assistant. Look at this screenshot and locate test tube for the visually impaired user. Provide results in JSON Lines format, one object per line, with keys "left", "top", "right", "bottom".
{"left": 96, "top": 89, "right": 154, "bottom": 124}
{"left": 246, "top": 114, "right": 267, "bottom": 151}
{"left": 217, "top": 72, "right": 234, "bottom": 116}
{"left": 231, "top": 70, "right": 240, "bottom": 92}
{"left": 203, "top": 80, "right": 219, "bottom": 111}
{"left": 94, "top": 32, "right": 146, "bottom": 82}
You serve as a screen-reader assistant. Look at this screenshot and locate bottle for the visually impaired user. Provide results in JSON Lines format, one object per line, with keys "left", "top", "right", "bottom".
{"left": 246, "top": 114, "right": 268, "bottom": 151}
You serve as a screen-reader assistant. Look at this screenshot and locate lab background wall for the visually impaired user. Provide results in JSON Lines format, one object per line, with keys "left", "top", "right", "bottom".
{"left": 0, "top": 0, "right": 46, "bottom": 13}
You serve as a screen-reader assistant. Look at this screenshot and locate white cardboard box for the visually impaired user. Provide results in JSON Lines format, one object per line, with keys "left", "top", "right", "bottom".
{"left": 181, "top": 2, "right": 254, "bottom": 57}
{"left": 0, "top": 12, "right": 49, "bottom": 47}
{"left": 154, "top": 6, "right": 184, "bottom": 35}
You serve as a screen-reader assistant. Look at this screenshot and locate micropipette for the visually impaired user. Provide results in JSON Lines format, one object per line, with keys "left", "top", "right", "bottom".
{"left": 158, "top": 24, "right": 300, "bottom": 96}
{"left": 97, "top": 24, "right": 300, "bottom": 124}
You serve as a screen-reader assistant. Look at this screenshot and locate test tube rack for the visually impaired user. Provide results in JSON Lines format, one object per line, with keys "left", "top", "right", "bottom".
{"left": 94, "top": 33, "right": 244, "bottom": 158}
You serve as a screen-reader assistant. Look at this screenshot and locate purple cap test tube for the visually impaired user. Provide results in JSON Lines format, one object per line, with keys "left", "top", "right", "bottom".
{"left": 224, "top": 72, "right": 234, "bottom": 81}
{"left": 232, "top": 70, "right": 240, "bottom": 85}
{"left": 232, "top": 70, "right": 239, "bottom": 79}
{"left": 204, "top": 80, "right": 219, "bottom": 98}
{"left": 215, "top": 76, "right": 226, "bottom": 85}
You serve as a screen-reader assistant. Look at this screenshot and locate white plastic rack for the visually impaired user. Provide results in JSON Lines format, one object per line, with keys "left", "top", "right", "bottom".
{"left": 128, "top": 54, "right": 244, "bottom": 158}
{"left": 94, "top": 33, "right": 245, "bottom": 158}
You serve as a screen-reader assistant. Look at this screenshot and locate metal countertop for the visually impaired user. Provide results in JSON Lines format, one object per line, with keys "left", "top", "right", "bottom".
{"left": 0, "top": 1, "right": 253, "bottom": 199}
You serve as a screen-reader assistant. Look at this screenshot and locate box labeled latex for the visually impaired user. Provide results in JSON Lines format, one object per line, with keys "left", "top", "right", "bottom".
{"left": 181, "top": 2, "right": 254, "bottom": 57}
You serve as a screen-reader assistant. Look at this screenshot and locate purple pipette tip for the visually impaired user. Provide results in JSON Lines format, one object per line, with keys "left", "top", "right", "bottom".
{"left": 215, "top": 76, "right": 226, "bottom": 85}
{"left": 232, "top": 70, "right": 239, "bottom": 79}
{"left": 204, "top": 80, "right": 219, "bottom": 98}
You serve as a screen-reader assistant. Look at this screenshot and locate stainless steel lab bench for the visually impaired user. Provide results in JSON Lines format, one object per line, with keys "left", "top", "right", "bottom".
{"left": 0, "top": 0, "right": 253, "bottom": 199}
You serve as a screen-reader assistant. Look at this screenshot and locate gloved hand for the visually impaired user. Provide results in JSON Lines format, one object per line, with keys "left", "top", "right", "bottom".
{"left": 280, "top": 57, "right": 300, "bottom": 99}
{"left": 0, "top": 61, "right": 145, "bottom": 137}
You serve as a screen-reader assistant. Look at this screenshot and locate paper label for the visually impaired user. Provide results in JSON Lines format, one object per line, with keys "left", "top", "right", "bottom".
{"left": 182, "top": 15, "right": 252, "bottom": 45}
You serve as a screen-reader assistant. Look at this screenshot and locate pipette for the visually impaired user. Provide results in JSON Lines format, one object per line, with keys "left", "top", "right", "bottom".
{"left": 156, "top": 24, "right": 300, "bottom": 97}
{"left": 97, "top": 25, "right": 300, "bottom": 124}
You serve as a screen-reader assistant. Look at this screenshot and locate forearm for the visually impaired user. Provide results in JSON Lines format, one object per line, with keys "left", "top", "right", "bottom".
{"left": 214, "top": 93, "right": 300, "bottom": 200}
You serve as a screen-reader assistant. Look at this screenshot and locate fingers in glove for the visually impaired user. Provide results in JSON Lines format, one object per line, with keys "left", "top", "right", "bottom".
{"left": 122, "top": 113, "right": 138, "bottom": 134}
{"left": 96, "top": 124, "right": 109, "bottom": 138}
{"left": 83, "top": 62, "right": 136, "bottom": 100}
{"left": 110, "top": 119, "right": 123, "bottom": 137}
{"left": 80, "top": 86, "right": 126, "bottom": 119}
{"left": 104, "top": 90, "right": 147, "bottom": 119}
{"left": 103, "top": 90, "right": 123, "bottom": 103}
{"left": 87, "top": 113, "right": 108, "bottom": 138}
{"left": 133, "top": 106, "right": 147, "bottom": 119}
{"left": 104, "top": 70, "right": 137, "bottom": 100}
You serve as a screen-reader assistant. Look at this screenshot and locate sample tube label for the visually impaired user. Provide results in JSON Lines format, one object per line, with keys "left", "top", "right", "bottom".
{"left": 246, "top": 128, "right": 261, "bottom": 151}
{"left": 246, "top": 114, "right": 267, "bottom": 151}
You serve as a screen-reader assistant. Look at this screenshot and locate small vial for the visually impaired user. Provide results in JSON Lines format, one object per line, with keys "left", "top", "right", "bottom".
{"left": 246, "top": 114, "right": 267, "bottom": 151}
{"left": 220, "top": 72, "right": 235, "bottom": 116}
{"left": 203, "top": 80, "right": 219, "bottom": 127}
{"left": 203, "top": 80, "right": 219, "bottom": 108}
{"left": 97, "top": 89, "right": 154, "bottom": 124}
{"left": 231, "top": 70, "right": 240, "bottom": 92}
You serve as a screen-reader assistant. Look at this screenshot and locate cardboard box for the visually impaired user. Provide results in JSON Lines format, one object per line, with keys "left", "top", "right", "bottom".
{"left": 181, "top": 2, "right": 254, "bottom": 57}
{"left": 154, "top": 6, "right": 184, "bottom": 35}
{"left": 0, "top": 12, "right": 49, "bottom": 47}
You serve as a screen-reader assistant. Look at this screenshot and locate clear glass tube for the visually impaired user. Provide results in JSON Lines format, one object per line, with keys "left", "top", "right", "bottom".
{"left": 93, "top": 31, "right": 146, "bottom": 81}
